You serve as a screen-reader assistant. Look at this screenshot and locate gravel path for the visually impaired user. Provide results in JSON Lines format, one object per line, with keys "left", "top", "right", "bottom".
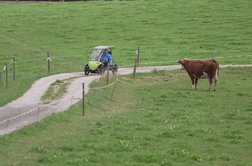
{"left": 0, "top": 64, "right": 252, "bottom": 135}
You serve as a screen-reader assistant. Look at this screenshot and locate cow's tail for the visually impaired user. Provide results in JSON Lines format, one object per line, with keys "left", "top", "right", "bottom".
{"left": 212, "top": 60, "right": 219, "bottom": 78}
{"left": 212, "top": 60, "right": 219, "bottom": 91}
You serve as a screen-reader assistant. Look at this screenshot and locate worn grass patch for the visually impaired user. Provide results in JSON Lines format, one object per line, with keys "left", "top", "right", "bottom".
{"left": 40, "top": 77, "right": 80, "bottom": 104}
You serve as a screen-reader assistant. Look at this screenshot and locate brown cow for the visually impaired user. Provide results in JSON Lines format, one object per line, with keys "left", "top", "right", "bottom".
{"left": 178, "top": 58, "right": 219, "bottom": 91}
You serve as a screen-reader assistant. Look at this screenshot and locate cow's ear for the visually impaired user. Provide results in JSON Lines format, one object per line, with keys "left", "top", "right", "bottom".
{"left": 178, "top": 60, "right": 183, "bottom": 64}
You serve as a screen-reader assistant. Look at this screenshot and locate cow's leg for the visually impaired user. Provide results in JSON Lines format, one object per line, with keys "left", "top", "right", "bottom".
{"left": 195, "top": 78, "right": 198, "bottom": 90}
{"left": 190, "top": 76, "right": 195, "bottom": 90}
{"left": 208, "top": 77, "right": 213, "bottom": 91}
{"left": 213, "top": 70, "right": 218, "bottom": 91}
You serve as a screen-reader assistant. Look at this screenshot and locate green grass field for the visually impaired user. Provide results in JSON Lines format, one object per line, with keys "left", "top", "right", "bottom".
{"left": 0, "top": 0, "right": 252, "bottom": 106}
{"left": 1, "top": 68, "right": 252, "bottom": 165}
{"left": 0, "top": 0, "right": 252, "bottom": 165}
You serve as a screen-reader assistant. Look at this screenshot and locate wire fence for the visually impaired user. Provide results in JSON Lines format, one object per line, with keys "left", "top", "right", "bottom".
{"left": 0, "top": 50, "right": 120, "bottom": 135}
{"left": 0, "top": 49, "right": 252, "bottom": 97}
{"left": 0, "top": 71, "right": 118, "bottom": 135}
{"left": 0, "top": 49, "right": 252, "bottom": 135}
{"left": 0, "top": 49, "right": 252, "bottom": 96}
{"left": 1, "top": 49, "right": 252, "bottom": 73}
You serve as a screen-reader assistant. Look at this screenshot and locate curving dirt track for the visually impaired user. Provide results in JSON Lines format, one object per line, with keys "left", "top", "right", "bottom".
{"left": 0, "top": 64, "right": 252, "bottom": 135}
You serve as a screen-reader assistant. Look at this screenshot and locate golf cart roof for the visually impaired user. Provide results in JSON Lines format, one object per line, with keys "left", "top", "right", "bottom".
{"left": 94, "top": 46, "right": 115, "bottom": 49}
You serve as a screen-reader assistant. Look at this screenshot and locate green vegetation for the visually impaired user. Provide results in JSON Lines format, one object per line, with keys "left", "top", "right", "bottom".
{"left": 0, "top": 0, "right": 252, "bottom": 106}
{"left": 41, "top": 79, "right": 70, "bottom": 104}
{"left": 0, "top": 0, "right": 252, "bottom": 165}
{"left": 1, "top": 68, "right": 252, "bottom": 165}
{"left": 40, "top": 77, "right": 80, "bottom": 104}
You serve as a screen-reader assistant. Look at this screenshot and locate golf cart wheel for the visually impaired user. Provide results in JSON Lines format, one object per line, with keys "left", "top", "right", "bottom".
{"left": 112, "top": 64, "right": 118, "bottom": 75}
{"left": 84, "top": 65, "right": 89, "bottom": 75}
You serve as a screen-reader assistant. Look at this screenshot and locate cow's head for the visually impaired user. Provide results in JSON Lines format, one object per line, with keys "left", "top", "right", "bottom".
{"left": 178, "top": 58, "right": 190, "bottom": 64}
{"left": 178, "top": 58, "right": 189, "bottom": 70}
{"left": 178, "top": 60, "right": 183, "bottom": 64}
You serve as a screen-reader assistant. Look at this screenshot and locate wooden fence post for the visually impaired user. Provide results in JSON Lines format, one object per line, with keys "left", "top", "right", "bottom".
{"left": 212, "top": 52, "right": 214, "bottom": 60}
{"left": 47, "top": 52, "right": 50, "bottom": 73}
{"left": 82, "top": 83, "right": 85, "bottom": 116}
{"left": 107, "top": 62, "right": 110, "bottom": 85}
{"left": 133, "top": 58, "right": 137, "bottom": 78}
{"left": 13, "top": 57, "right": 15, "bottom": 81}
{"left": 6, "top": 63, "right": 8, "bottom": 89}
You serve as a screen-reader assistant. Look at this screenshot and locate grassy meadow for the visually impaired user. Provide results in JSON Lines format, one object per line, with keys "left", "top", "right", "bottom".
{"left": 0, "top": 0, "right": 252, "bottom": 106}
{"left": 0, "top": 0, "right": 252, "bottom": 165}
{"left": 1, "top": 68, "right": 252, "bottom": 165}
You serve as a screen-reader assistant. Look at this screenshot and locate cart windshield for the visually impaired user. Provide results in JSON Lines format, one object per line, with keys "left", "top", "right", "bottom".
{"left": 89, "top": 49, "right": 103, "bottom": 61}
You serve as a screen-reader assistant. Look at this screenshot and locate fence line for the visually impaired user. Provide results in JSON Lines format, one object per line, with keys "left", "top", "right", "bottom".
{"left": 2, "top": 51, "right": 252, "bottom": 125}
{"left": 1, "top": 61, "right": 13, "bottom": 73}
{"left": 1, "top": 51, "right": 252, "bottom": 72}
{"left": 0, "top": 50, "right": 252, "bottom": 134}
{"left": 1, "top": 53, "right": 252, "bottom": 86}
{"left": 1, "top": 53, "right": 252, "bottom": 78}
{"left": 1, "top": 53, "right": 251, "bottom": 66}
{"left": 0, "top": 73, "right": 118, "bottom": 125}
{"left": 1, "top": 48, "right": 251, "bottom": 64}
{"left": 0, "top": 50, "right": 251, "bottom": 92}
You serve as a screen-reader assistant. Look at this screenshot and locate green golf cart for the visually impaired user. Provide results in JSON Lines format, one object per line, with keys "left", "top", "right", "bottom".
{"left": 84, "top": 46, "right": 118, "bottom": 75}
